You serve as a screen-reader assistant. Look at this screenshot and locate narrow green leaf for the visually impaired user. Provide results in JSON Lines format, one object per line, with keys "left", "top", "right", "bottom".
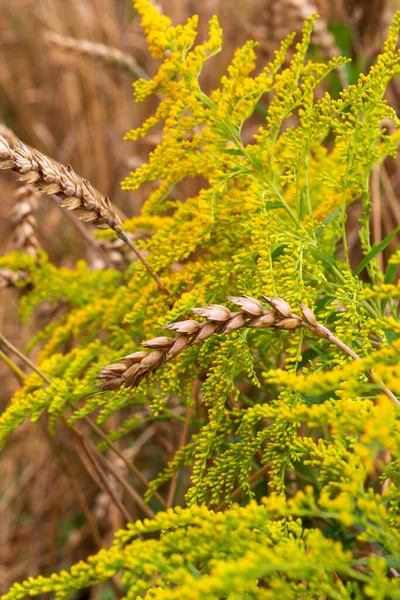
{"left": 353, "top": 224, "right": 400, "bottom": 277}
{"left": 265, "top": 202, "right": 285, "bottom": 211}
{"left": 219, "top": 148, "right": 246, "bottom": 156}
{"left": 384, "top": 245, "right": 400, "bottom": 283}
{"left": 271, "top": 244, "right": 288, "bottom": 259}
{"left": 315, "top": 208, "right": 341, "bottom": 238}
{"left": 310, "top": 248, "right": 336, "bottom": 268}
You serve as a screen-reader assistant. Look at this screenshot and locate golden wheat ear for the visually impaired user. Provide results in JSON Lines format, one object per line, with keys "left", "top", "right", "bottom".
{"left": 0, "top": 135, "right": 168, "bottom": 293}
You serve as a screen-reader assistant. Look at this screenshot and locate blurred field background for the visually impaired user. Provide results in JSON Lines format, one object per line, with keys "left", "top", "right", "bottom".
{"left": 1, "top": 0, "right": 400, "bottom": 595}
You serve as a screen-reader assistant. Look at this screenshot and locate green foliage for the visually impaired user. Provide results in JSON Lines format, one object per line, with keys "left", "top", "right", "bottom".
{"left": 2, "top": 1, "right": 400, "bottom": 597}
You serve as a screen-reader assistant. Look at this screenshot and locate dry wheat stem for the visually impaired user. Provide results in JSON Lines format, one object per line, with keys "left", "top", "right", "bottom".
{"left": 0, "top": 135, "right": 167, "bottom": 293}
{"left": 0, "top": 342, "right": 133, "bottom": 528}
{"left": 45, "top": 434, "right": 125, "bottom": 599}
{"left": 46, "top": 32, "right": 150, "bottom": 80}
{"left": 0, "top": 348, "right": 26, "bottom": 383}
{"left": 49, "top": 194, "right": 116, "bottom": 269}
{"left": 74, "top": 435, "right": 134, "bottom": 523}
{"left": 97, "top": 295, "right": 399, "bottom": 406}
{"left": 96, "top": 235, "right": 150, "bottom": 270}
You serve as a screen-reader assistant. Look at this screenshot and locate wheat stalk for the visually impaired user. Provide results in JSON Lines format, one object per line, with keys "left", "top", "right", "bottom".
{"left": 46, "top": 32, "right": 149, "bottom": 80}
{"left": 0, "top": 269, "right": 29, "bottom": 290}
{"left": 0, "top": 135, "right": 167, "bottom": 293}
{"left": 11, "top": 184, "right": 41, "bottom": 257}
{"left": 95, "top": 236, "right": 150, "bottom": 270}
{"left": 0, "top": 135, "right": 123, "bottom": 229}
{"left": 96, "top": 296, "right": 311, "bottom": 391}
{"left": 96, "top": 295, "right": 399, "bottom": 406}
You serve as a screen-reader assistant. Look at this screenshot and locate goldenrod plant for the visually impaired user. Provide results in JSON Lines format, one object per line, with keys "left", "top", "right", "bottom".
{"left": 1, "top": 0, "right": 400, "bottom": 597}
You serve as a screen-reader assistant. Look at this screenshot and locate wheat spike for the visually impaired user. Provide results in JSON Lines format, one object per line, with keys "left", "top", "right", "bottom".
{"left": 96, "top": 296, "right": 307, "bottom": 391}
{"left": 96, "top": 295, "right": 399, "bottom": 406}
{"left": 0, "top": 135, "right": 167, "bottom": 292}
{"left": 0, "top": 268, "right": 29, "bottom": 290}
{"left": 46, "top": 32, "right": 149, "bottom": 80}
{"left": 0, "top": 135, "right": 122, "bottom": 231}
{"left": 11, "top": 184, "right": 41, "bottom": 257}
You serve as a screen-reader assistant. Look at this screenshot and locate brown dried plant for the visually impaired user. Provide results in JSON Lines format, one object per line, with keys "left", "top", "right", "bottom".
{"left": 0, "top": 180, "right": 39, "bottom": 290}
{"left": 0, "top": 269, "right": 29, "bottom": 290}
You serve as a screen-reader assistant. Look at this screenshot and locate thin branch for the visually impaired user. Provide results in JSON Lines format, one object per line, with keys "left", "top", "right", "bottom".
{"left": 94, "top": 449, "right": 155, "bottom": 519}
{"left": 167, "top": 406, "right": 191, "bottom": 508}
{"left": 0, "top": 333, "right": 50, "bottom": 382}
{"left": 117, "top": 229, "right": 168, "bottom": 293}
{"left": 44, "top": 433, "right": 104, "bottom": 550}
{"left": 316, "top": 327, "right": 400, "bottom": 407}
{"left": 50, "top": 195, "right": 113, "bottom": 267}
{"left": 73, "top": 434, "right": 134, "bottom": 523}
{"left": 0, "top": 347, "right": 123, "bottom": 596}
{"left": 71, "top": 407, "right": 168, "bottom": 510}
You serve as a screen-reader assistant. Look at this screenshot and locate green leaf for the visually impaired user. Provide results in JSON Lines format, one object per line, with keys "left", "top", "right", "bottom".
{"left": 219, "top": 148, "right": 246, "bottom": 156}
{"left": 381, "top": 244, "right": 400, "bottom": 312}
{"left": 310, "top": 248, "right": 336, "bottom": 268}
{"left": 384, "top": 244, "right": 400, "bottom": 283}
{"left": 265, "top": 202, "right": 285, "bottom": 211}
{"left": 353, "top": 224, "right": 400, "bottom": 276}
{"left": 315, "top": 208, "right": 341, "bottom": 238}
{"left": 271, "top": 244, "right": 288, "bottom": 259}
